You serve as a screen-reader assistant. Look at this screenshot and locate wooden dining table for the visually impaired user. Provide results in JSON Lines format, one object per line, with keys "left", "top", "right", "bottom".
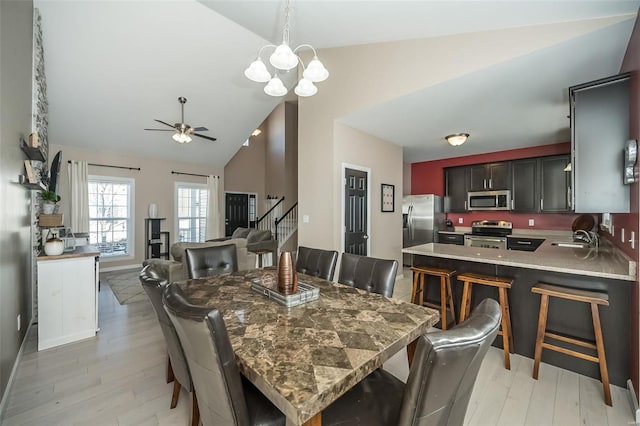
{"left": 176, "top": 268, "right": 440, "bottom": 425}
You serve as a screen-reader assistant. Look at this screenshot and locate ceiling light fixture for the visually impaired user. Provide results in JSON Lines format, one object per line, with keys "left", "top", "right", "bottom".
{"left": 251, "top": 129, "right": 262, "bottom": 137}
{"left": 172, "top": 132, "right": 192, "bottom": 144}
{"left": 244, "top": 0, "right": 328, "bottom": 97}
{"left": 446, "top": 133, "right": 469, "bottom": 146}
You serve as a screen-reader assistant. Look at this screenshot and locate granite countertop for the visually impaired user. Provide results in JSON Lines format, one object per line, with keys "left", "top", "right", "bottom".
{"left": 37, "top": 245, "right": 99, "bottom": 261}
{"left": 403, "top": 237, "right": 635, "bottom": 281}
{"left": 177, "top": 270, "right": 439, "bottom": 425}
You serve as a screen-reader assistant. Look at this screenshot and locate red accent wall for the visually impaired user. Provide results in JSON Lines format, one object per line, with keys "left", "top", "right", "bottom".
{"left": 608, "top": 11, "right": 640, "bottom": 398}
{"left": 411, "top": 142, "right": 580, "bottom": 230}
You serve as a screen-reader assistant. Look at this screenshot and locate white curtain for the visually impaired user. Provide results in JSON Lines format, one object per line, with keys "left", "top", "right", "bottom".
{"left": 68, "top": 160, "right": 89, "bottom": 233}
{"left": 206, "top": 175, "right": 221, "bottom": 240}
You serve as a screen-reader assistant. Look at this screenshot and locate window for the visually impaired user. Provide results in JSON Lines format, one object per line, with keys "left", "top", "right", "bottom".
{"left": 88, "top": 176, "right": 134, "bottom": 258}
{"left": 176, "top": 183, "right": 208, "bottom": 242}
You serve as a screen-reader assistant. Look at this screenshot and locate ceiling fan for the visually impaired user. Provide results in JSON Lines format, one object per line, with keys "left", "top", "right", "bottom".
{"left": 144, "top": 97, "right": 217, "bottom": 143}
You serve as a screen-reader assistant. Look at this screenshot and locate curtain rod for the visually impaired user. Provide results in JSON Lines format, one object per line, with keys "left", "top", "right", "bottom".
{"left": 171, "top": 171, "right": 219, "bottom": 178}
{"left": 68, "top": 161, "right": 140, "bottom": 171}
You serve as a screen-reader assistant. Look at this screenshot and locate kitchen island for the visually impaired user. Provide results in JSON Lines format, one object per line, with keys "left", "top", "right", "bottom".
{"left": 403, "top": 238, "right": 635, "bottom": 386}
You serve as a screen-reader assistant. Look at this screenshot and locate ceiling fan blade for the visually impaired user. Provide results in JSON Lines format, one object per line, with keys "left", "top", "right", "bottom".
{"left": 193, "top": 133, "right": 217, "bottom": 142}
{"left": 193, "top": 126, "right": 209, "bottom": 132}
{"left": 144, "top": 128, "right": 174, "bottom": 131}
{"left": 154, "top": 119, "right": 176, "bottom": 129}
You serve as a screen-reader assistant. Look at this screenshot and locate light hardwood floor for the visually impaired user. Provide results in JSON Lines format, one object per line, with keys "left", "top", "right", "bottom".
{"left": 0, "top": 269, "right": 635, "bottom": 425}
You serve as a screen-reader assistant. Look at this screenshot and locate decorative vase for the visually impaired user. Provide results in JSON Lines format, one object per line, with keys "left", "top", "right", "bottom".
{"left": 42, "top": 201, "right": 55, "bottom": 214}
{"left": 44, "top": 230, "right": 64, "bottom": 256}
{"left": 148, "top": 203, "right": 158, "bottom": 218}
{"left": 277, "top": 252, "right": 294, "bottom": 295}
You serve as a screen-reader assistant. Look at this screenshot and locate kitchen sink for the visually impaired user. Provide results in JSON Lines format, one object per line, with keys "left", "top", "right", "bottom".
{"left": 550, "top": 241, "right": 591, "bottom": 249}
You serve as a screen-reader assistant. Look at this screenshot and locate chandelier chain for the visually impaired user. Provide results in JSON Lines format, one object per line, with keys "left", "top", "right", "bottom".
{"left": 282, "top": 0, "right": 291, "bottom": 45}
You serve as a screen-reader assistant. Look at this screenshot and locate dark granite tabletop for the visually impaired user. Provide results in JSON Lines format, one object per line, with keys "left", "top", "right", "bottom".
{"left": 177, "top": 268, "right": 439, "bottom": 425}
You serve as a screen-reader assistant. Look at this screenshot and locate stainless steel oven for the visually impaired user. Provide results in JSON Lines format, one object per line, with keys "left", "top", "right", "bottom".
{"left": 464, "top": 220, "right": 512, "bottom": 250}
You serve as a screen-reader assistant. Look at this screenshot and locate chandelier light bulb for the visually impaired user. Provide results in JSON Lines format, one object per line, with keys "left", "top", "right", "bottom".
{"left": 303, "top": 57, "right": 329, "bottom": 82}
{"left": 244, "top": 58, "right": 271, "bottom": 83}
{"left": 269, "top": 43, "right": 299, "bottom": 70}
{"left": 264, "top": 75, "right": 288, "bottom": 97}
{"left": 294, "top": 78, "right": 318, "bottom": 97}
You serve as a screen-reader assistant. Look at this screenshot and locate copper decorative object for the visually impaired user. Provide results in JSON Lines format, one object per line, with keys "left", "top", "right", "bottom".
{"left": 278, "top": 252, "right": 294, "bottom": 295}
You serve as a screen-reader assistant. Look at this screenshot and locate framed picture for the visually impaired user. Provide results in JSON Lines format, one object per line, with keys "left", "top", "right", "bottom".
{"left": 381, "top": 183, "right": 395, "bottom": 212}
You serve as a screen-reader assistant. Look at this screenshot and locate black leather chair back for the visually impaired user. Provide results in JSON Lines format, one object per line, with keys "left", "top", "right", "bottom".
{"left": 337, "top": 253, "right": 398, "bottom": 297}
{"left": 295, "top": 246, "right": 339, "bottom": 281}
{"left": 398, "top": 298, "right": 501, "bottom": 425}
{"left": 163, "top": 283, "right": 252, "bottom": 425}
{"left": 139, "top": 265, "right": 192, "bottom": 393}
{"left": 163, "top": 283, "right": 285, "bottom": 426}
{"left": 185, "top": 243, "right": 238, "bottom": 279}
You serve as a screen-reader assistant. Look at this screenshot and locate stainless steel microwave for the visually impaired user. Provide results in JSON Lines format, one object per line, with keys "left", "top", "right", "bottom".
{"left": 467, "top": 190, "right": 511, "bottom": 211}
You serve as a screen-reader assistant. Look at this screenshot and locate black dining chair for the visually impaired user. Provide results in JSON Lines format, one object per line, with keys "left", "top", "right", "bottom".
{"left": 322, "top": 298, "right": 502, "bottom": 426}
{"left": 139, "top": 265, "right": 199, "bottom": 426}
{"left": 337, "top": 253, "right": 398, "bottom": 297}
{"left": 184, "top": 243, "right": 238, "bottom": 279}
{"left": 162, "top": 282, "right": 286, "bottom": 426}
{"left": 295, "top": 246, "right": 339, "bottom": 281}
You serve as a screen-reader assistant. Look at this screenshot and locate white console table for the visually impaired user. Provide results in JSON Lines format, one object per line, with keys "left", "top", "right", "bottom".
{"left": 37, "top": 246, "right": 99, "bottom": 351}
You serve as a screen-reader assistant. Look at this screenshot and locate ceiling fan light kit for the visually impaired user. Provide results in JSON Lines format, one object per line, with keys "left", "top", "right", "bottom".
{"left": 244, "top": 0, "right": 328, "bottom": 97}
{"left": 144, "top": 97, "right": 217, "bottom": 143}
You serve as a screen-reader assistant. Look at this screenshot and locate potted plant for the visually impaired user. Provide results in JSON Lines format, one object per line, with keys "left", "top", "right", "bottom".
{"left": 41, "top": 190, "right": 60, "bottom": 214}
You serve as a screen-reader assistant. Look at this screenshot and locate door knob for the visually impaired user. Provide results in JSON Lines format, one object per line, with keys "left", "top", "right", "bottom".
{"left": 363, "top": 235, "right": 369, "bottom": 239}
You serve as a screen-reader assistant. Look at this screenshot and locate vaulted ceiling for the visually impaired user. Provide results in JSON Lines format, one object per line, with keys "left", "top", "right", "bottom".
{"left": 35, "top": 1, "right": 639, "bottom": 165}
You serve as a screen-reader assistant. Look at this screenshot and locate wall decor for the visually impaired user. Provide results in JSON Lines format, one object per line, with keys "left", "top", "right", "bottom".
{"left": 381, "top": 183, "right": 395, "bottom": 212}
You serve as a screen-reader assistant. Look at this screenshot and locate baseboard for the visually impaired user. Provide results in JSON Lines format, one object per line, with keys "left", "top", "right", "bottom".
{"left": 0, "top": 320, "right": 34, "bottom": 421}
{"left": 627, "top": 379, "right": 640, "bottom": 424}
{"left": 100, "top": 263, "right": 142, "bottom": 273}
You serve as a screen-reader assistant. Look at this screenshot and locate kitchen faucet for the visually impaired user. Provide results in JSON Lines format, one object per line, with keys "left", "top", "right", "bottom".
{"left": 573, "top": 229, "right": 599, "bottom": 247}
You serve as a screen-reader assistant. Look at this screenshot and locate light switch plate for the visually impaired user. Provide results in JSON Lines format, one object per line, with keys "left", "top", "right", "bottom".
{"left": 528, "top": 219, "right": 535, "bottom": 226}
{"left": 303, "top": 215, "right": 310, "bottom": 223}
{"left": 458, "top": 218, "right": 463, "bottom": 224}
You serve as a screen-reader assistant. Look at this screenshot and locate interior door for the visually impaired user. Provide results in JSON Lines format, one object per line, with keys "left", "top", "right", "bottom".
{"left": 344, "top": 168, "right": 368, "bottom": 256}
{"left": 225, "top": 193, "right": 249, "bottom": 236}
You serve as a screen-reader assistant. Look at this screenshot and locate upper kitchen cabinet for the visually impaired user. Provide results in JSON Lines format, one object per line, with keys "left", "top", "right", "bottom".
{"left": 540, "top": 155, "right": 571, "bottom": 212}
{"left": 570, "top": 74, "right": 630, "bottom": 213}
{"left": 511, "top": 158, "right": 538, "bottom": 212}
{"left": 469, "top": 162, "right": 511, "bottom": 191}
{"left": 444, "top": 166, "right": 468, "bottom": 212}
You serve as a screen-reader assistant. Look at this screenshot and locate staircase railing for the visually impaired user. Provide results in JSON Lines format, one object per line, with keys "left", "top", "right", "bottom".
{"left": 256, "top": 197, "right": 285, "bottom": 234}
{"left": 275, "top": 202, "right": 298, "bottom": 243}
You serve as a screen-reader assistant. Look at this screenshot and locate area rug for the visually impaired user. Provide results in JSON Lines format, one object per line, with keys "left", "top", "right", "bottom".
{"left": 101, "top": 269, "right": 148, "bottom": 305}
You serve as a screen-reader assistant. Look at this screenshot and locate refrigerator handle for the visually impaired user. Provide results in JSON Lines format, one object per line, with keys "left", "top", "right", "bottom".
{"left": 408, "top": 205, "right": 414, "bottom": 239}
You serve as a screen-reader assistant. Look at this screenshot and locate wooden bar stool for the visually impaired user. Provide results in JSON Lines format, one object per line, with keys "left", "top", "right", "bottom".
{"left": 410, "top": 266, "right": 456, "bottom": 330}
{"left": 458, "top": 272, "right": 514, "bottom": 369}
{"left": 531, "top": 283, "right": 611, "bottom": 406}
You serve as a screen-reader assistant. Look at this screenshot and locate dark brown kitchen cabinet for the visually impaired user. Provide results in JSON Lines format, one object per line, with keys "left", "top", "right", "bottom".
{"left": 469, "top": 162, "right": 510, "bottom": 191}
{"left": 444, "top": 166, "right": 468, "bottom": 212}
{"left": 511, "top": 158, "right": 538, "bottom": 212}
{"left": 540, "top": 155, "right": 571, "bottom": 212}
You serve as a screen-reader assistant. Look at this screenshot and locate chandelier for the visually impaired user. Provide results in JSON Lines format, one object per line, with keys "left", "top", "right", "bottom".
{"left": 244, "top": 0, "right": 328, "bottom": 97}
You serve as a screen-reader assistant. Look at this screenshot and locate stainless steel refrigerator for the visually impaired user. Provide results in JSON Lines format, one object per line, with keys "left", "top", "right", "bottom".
{"left": 402, "top": 194, "right": 444, "bottom": 266}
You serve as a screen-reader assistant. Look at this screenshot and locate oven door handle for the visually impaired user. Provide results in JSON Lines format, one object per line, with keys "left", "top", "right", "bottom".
{"left": 466, "top": 237, "right": 505, "bottom": 243}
